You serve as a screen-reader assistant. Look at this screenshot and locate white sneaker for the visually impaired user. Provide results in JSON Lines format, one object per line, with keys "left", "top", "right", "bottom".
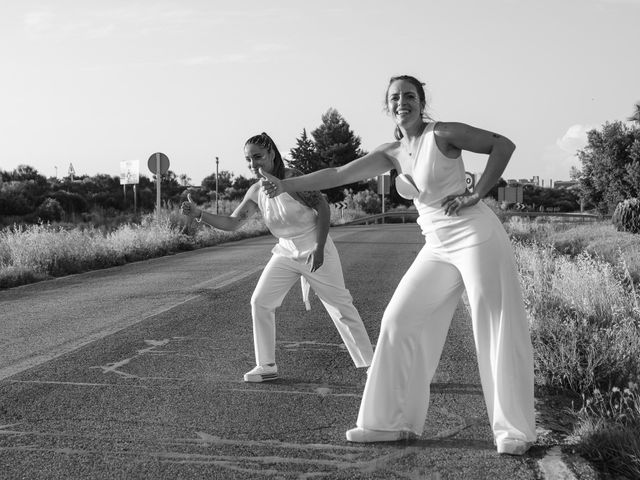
{"left": 346, "top": 427, "right": 416, "bottom": 443}
{"left": 243, "top": 364, "right": 278, "bottom": 383}
{"left": 496, "top": 438, "right": 530, "bottom": 455}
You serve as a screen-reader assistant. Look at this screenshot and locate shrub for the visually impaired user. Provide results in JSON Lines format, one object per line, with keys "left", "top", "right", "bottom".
{"left": 343, "top": 188, "right": 381, "bottom": 215}
{"left": 37, "top": 198, "right": 64, "bottom": 222}
{"left": 612, "top": 198, "right": 640, "bottom": 234}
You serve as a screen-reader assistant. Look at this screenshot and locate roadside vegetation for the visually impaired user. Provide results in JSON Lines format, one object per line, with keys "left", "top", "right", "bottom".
{"left": 496, "top": 209, "right": 640, "bottom": 479}
{"left": 0, "top": 199, "right": 369, "bottom": 290}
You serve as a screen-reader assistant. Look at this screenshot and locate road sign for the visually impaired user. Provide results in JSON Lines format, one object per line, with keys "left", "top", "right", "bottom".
{"left": 377, "top": 175, "right": 390, "bottom": 195}
{"left": 120, "top": 160, "right": 140, "bottom": 185}
{"left": 147, "top": 152, "right": 170, "bottom": 175}
{"left": 334, "top": 201, "right": 348, "bottom": 210}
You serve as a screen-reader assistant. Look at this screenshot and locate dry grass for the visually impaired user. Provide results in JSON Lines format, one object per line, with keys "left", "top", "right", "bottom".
{"left": 0, "top": 202, "right": 364, "bottom": 289}
{"left": 504, "top": 213, "right": 640, "bottom": 477}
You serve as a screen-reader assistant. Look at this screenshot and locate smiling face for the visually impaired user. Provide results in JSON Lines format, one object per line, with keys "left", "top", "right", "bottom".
{"left": 244, "top": 143, "right": 275, "bottom": 177}
{"left": 386, "top": 79, "right": 425, "bottom": 130}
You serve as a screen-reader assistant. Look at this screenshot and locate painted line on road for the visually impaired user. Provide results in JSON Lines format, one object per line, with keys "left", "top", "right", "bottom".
{"left": 0, "top": 428, "right": 439, "bottom": 479}
{"left": 0, "top": 266, "right": 264, "bottom": 382}
{"left": 9, "top": 380, "right": 153, "bottom": 389}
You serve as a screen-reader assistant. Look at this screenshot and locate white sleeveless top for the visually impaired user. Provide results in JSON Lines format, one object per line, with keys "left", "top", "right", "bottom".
{"left": 394, "top": 122, "right": 493, "bottom": 249}
{"left": 257, "top": 189, "right": 322, "bottom": 310}
{"left": 257, "top": 190, "right": 318, "bottom": 260}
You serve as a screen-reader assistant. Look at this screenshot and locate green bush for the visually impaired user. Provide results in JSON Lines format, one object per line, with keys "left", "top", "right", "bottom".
{"left": 612, "top": 198, "right": 640, "bottom": 234}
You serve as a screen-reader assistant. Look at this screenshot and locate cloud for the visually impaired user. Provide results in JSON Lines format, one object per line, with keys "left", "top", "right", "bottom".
{"left": 180, "top": 54, "right": 249, "bottom": 66}
{"left": 556, "top": 124, "right": 592, "bottom": 155}
{"left": 24, "top": 10, "right": 55, "bottom": 35}
{"left": 253, "top": 43, "right": 289, "bottom": 54}
{"left": 596, "top": 0, "right": 640, "bottom": 4}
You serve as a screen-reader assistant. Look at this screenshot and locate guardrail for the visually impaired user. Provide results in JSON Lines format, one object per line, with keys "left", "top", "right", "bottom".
{"left": 501, "top": 211, "right": 611, "bottom": 221}
{"left": 340, "top": 210, "right": 610, "bottom": 226}
{"left": 342, "top": 211, "right": 419, "bottom": 225}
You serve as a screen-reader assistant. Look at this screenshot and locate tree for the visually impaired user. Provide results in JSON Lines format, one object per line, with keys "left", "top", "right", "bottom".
{"left": 202, "top": 170, "right": 235, "bottom": 201}
{"left": 576, "top": 121, "right": 640, "bottom": 214}
{"left": 312, "top": 108, "right": 365, "bottom": 169}
{"left": 289, "top": 109, "right": 368, "bottom": 202}
{"left": 287, "top": 128, "right": 321, "bottom": 174}
{"left": 629, "top": 102, "right": 640, "bottom": 125}
{"left": 179, "top": 173, "right": 191, "bottom": 186}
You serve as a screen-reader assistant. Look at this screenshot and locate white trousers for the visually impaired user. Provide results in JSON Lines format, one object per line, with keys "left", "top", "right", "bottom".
{"left": 250, "top": 239, "right": 373, "bottom": 368}
{"left": 356, "top": 219, "right": 536, "bottom": 444}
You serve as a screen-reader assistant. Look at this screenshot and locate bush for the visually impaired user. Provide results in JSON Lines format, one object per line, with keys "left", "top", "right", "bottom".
{"left": 612, "top": 198, "right": 640, "bottom": 234}
{"left": 343, "top": 188, "right": 381, "bottom": 215}
{"left": 37, "top": 198, "right": 64, "bottom": 222}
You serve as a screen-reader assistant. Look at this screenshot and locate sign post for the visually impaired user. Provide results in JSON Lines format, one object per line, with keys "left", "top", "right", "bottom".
{"left": 147, "top": 152, "right": 170, "bottom": 222}
{"left": 215, "top": 156, "right": 219, "bottom": 214}
{"left": 120, "top": 160, "right": 140, "bottom": 214}
{"left": 377, "top": 174, "right": 390, "bottom": 217}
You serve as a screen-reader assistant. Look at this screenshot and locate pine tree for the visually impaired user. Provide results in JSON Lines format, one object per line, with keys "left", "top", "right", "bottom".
{"left": 287, "top": 128, "right": 320, "bottom": 174}
{"left": 312, "top": 108, "right": 365, "bottom": 170}
{"left": 287, "top": 108, "right": 371, "bottom": 202}
{"left": 629, "top": 102, "right": 640, "bottom": 125}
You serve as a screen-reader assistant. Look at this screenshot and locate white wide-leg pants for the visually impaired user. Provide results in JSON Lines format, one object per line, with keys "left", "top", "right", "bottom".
{"left": 356, "top": 220, "right": 536, "bottom": 444}
{"left": 250, "top": 238, "right": 373, "bottom": 368}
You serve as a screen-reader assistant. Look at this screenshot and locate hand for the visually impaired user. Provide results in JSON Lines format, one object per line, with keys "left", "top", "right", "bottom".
{"left": 307, "top": 247, "right": 324, "bottom": 273}
{"left": 441, "top": 192, "right": 480, "bottom": 216}
{"left": 180, "top": 193, "right": 200, "bottom": 218}
{"left": 259, "top": 168, "right": 284, "bottom": 198}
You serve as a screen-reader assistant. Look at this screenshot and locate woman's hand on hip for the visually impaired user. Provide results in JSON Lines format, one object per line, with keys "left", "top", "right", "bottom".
{"left": 441, "top": 192, "right": 480, "bottom": 216}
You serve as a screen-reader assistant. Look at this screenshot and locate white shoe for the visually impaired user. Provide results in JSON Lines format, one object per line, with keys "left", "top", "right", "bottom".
{"left": 346, "top": 427, "right": 416, "bottom": 443}
{"left": 243, "top": 364, "right": 278, "bottom": 383}
{"left": 496, "top": 438, "right": 530, "bottom": 455}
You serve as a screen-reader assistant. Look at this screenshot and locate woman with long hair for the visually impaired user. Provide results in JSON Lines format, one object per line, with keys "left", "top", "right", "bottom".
{"left": 260, "top": 77, "right": 536, "bottom": 455}
{"left": 181, "top": 132, "right": 373, "bottom": 383}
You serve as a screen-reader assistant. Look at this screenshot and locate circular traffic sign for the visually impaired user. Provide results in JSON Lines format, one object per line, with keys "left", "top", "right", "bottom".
{"left": 147, "top": 152, "right": 170, "bottom": 175}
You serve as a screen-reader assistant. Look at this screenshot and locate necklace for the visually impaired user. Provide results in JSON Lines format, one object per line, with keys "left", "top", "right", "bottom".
{"left": 401, "top": 122, "right": 428, "bottom": 157}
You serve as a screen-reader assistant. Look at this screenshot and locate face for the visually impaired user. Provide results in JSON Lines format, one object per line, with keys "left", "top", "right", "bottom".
{"left": 244, "top": 143, "right": 275, "bottom": 177}
{"left": 387, "top": 80, "right": 424, "bottom": 128}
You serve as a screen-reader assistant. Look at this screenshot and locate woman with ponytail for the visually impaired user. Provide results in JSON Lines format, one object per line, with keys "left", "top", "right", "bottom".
{"left": 181, "top": 132, "right": 373, "bottom": 383}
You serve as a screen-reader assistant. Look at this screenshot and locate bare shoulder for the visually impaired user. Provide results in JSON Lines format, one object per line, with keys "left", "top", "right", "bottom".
{"left": 433, "top": 121, "right": 472, "bottom": 138}
{"left": 434, "top": 121, "right": 513, "bottom": 156}
{"left": 284, "top": 168, "right": 303, "bottom": 178}
{"left": 373, "top": 140, "right": 401, "bottom": 155}
{"left": 245, "top": 180, "right": 262, "bottom": 200}
{"left": 282, "top": 169, "right": 326, "bottom": 209}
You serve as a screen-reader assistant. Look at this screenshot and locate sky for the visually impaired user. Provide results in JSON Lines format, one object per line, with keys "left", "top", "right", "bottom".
{"left": 1, "top": 0, "right": 639, "bottom": 187}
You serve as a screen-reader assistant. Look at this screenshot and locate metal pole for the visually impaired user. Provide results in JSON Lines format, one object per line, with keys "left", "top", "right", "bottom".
{"left": 155, "top": 153, "right": 161, "bottom": 222}
{"left": 215, "top": 156, "right": 219, "bottom": 214}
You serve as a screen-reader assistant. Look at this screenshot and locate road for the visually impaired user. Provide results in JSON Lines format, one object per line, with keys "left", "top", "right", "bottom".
{"left": 0, "top": 224, "right": 583, "bottom": 479}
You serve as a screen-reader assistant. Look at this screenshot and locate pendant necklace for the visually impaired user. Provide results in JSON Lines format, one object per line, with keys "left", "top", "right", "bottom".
{"left": 403, "top": 123, "right": 428, "bottom": 157}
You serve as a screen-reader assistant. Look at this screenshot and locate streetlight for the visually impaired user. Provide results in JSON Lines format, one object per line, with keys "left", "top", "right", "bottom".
{"left": 215, "top": 156, "right": 219, "bottom": 214}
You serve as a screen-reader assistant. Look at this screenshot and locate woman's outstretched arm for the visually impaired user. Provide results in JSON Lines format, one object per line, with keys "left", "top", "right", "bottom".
{"left": 261, "top": 146, "right": 395, "bottom": 196}
{"left": 181, "top": 184, "right": 260, "bottom": 231}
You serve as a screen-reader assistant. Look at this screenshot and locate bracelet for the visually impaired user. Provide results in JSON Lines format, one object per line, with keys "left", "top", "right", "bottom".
{"left": 195, "top": 210, "right": 203, "bottom": 223}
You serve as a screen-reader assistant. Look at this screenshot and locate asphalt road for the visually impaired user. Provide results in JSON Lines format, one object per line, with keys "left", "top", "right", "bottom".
{"left": 0, "top": 224, "right": 571, "bottom": 479}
